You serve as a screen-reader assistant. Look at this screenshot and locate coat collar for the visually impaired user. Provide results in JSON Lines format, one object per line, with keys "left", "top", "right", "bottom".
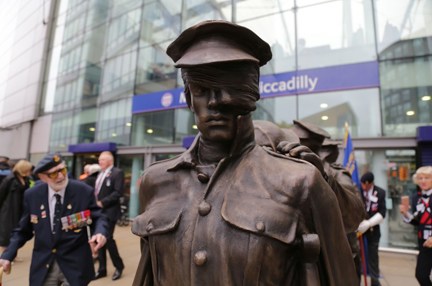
{"left": 166, "top": 115, "right": 256, "bottom": 172}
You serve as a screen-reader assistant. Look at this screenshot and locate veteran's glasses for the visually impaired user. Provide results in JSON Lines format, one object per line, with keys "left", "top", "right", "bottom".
{"left": 44, "top": 167, "right": 67, "bottom": 179}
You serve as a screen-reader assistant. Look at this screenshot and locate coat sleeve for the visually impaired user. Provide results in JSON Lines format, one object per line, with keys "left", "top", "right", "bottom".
{"left": 132, "top": 238, "right": 154, "bottom": 286}
{"left": 0, "top": 175, "right": 13, "bottom": 210}
{"left": 0, "top": 189, "right": 34, "bottom": 261}
{"left": 377, "top": 187, "right": 387, "bottom": 218}
{"left": 306, "top": 170, "right": 358, "bottom": 286}
{"left": 326, "top": 167, "right": 365, "bottom": 233}
{"left": 84, "top": 185, "right": 109, "bottom": 237}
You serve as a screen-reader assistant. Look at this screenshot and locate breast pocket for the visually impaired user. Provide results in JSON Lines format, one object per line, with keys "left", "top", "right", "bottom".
{"left": 221, "top": 192, "right": 299, "bottom": 244}
{"left": 132, "top": 204, "right": 182, "bottom": 238}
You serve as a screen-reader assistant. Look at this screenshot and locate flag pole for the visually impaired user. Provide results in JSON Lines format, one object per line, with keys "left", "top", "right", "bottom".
{"left": 358, "top": 234, "right": 368, "bottom": 286}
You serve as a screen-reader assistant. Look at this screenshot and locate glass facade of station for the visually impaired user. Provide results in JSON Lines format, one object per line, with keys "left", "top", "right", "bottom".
{"left": 41, "top": 0, "right": 432, "bottom": 250}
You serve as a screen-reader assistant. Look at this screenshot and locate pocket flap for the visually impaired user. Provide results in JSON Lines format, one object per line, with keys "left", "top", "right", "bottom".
{"left": 221, "top": 192, "right": 298, "bottom": 244}
{"left": 132, "top": 204, "right": 182, "bottom": 237}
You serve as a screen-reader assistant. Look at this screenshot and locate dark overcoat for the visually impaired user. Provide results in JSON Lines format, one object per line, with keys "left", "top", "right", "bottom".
{"left": 0, "top": 173, "right": 29, "bottom": 246}
{"left": 96, "top": 167, "right": 124, "bottom": 223}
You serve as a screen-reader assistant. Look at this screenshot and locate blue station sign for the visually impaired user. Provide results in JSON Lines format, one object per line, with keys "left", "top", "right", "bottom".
{"left": 132, "top": 61, "right": 379, "bottom": 114}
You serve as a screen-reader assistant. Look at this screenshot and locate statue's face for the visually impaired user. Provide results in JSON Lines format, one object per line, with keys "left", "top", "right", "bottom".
{"left": 189, "top": 83, "right": 237, "bottom": 143}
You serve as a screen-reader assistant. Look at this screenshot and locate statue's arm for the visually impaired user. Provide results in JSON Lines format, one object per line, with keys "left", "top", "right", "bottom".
{"left": 307, "top": 171, "right": 358, "bottom": 286}
{"left": 133, "top": 238, "right": 154, "bottom": 286}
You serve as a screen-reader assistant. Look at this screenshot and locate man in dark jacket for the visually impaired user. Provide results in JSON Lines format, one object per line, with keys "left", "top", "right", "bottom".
{"left": 0, "top": 153, "right": 108, "bottom": 286}
{"left": 357, "top": 172, "right": 387, "bottom": 286}
{"left": 132, "top": 20, "right": 357, "bottom": 286}
{"left": 94, "top": 151, "right": 125, "bottom": 280}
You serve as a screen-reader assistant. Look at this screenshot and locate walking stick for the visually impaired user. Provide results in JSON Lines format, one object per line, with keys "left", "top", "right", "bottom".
{"left": 358, "top": 233, "right": 368, "bottom": 286}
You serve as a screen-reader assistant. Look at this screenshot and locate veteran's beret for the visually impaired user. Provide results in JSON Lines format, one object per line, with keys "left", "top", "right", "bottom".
{"left": 166, "top": 20, "right": 272, "bottom": 67}
{"left": 33, "top": 153, "right": 63, "bottom": 175}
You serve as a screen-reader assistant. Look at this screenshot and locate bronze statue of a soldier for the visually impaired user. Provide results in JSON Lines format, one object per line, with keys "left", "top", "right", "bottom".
{"left": 291, "top": 120, "right": 365, "bottom": 233}
{"left": 132, "top": 20, "right": 357, "bottom": 286}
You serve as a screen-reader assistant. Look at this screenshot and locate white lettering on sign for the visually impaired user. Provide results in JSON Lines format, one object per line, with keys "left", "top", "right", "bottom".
{"left": 259, "top": 75, "right": 318, "bottom": 94}
{"left": 179, "top": 92, "right": 187, "bottom": 104}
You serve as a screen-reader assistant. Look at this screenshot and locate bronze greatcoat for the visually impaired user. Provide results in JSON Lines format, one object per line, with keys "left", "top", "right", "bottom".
{"left": 132, "top": 124, "right": 357, "bottom": 286}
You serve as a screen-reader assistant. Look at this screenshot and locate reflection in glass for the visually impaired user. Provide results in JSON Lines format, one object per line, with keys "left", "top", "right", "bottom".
{"left": 97, "top": 98, "right": 132, "bottom": 145}
{"left": 379, "top": 38, "right": 432, "bottom": 136}
{"left": 235, "top": 0, "right": 294, "bottom": 22}
{"left": 254, "top": 96, "right": 297, "bottom": 128}
{"left": 117, "top": 154, "right": 144, "bottom": 218}
{"left": 297, "top": 0, "right": 376, "bottom": 69}
{"left": 240, "top": 12, "right": 296, "bottom": 74}
{"left": 298, "top": 89, "right": 381, "bottom": 138}
{"left": 131, "top": 109, "right": 176, "bottom": 146}
{"left": 183, "top": 0, "right": 232, "bottom": 29}
{"left": 374, "top": 0, "right": 432, "bottom": 53}
{"left": 135, "top": 45, "right": 177, "bottom": 94}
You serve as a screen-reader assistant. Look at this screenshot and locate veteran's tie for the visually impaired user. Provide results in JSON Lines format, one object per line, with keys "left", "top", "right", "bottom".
{"left": 53, "top": 194, "right": 62, "bottom": 234}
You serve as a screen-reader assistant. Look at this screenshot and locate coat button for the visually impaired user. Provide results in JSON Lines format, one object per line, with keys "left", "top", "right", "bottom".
{"left": 46, "top": 264, "right": 50, "bottom": 268}
{"left": 146, "top": 223, "right": 154, "bottom": 233}
{"left": 198, "top": 201, "right": 211, "bottom": 216}
{"left": 197, "top": 173, "right": 209, "bottom": 183}
{"left": 193, "top": 250, "right": 207, "bottom": 266}
{"left": 52, "top": 248, "right": 57, "bottom": 253}
{"left": 256, "top": 221, "right": 265, "bottom": 232}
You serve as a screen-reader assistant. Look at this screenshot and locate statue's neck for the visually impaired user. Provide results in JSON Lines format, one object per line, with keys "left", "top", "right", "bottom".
{"left": 197, "top": 138, "right": 231, "bottom": 165}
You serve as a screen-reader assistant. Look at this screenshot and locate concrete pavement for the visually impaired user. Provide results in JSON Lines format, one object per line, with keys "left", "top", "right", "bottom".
{"left": 2, "top": 224, "right": 419, "bottom": 285}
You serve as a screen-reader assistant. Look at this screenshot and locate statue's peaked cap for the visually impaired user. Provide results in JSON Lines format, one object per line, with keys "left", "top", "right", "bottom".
{"left": 293, "top": 120, "right": 331, "bottom": 139}
{"left": 166, "top": 20, "right": 272, "bottom": 67}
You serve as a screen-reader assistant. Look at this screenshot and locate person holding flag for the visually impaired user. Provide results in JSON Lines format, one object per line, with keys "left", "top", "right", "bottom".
{"left": 344, "top": 124, "right": 387, "bottom": 286}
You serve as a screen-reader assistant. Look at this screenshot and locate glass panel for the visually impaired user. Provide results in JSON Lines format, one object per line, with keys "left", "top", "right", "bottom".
{"left": 253, "top": 96, "right": 297, "bottom": 127}
{"left": 77, "top": 108, "right": 97, "bottom": 143}
{"left": 154, "top": 153, "right": 178, "bottom": 161}
{"left": 100, "top": 50, "right": 137, "bottom": 100}
{"left": 96, "top": 98, "right": 132, "bottom": 145}
{"left": 110, "top": 0, "right": 142, "bottom": 18}
{"left": 380, "top": 55, "right": 432, "bottom": 136}
{"left": 239, "top": 12, "right": 296, "bottom": 73}
{"left": 139, "top": 1, "right": 181, "bottom": 48}
{"left": 85, "top": 0, "right": 109, "bottom": 30}
{"left": 135, "top": 45, "right": 178, "bottom": 94}
{"left": 298, "top": 88, "right": 381, "bottom": 138}
{"left": 183, "top": 0, "right": 232, "bottom": 28}
{"left": 174, "top": 108, "right": 197, "bottom": 144}
{"left": 374, "top": 0, "right": 432, "bottom": 53}
{"left": 105, "top": 7, "right": 141, "bottom": 57}
{"left": 297, "top": 0, "right": 376, "bottom": 69}
{"left": 49, "top": 111, "right": 78, "bottom": 151}
{"left": 117, "top": 154, "right": 144, "bottom": 219}
{"left": 131, "top": 110, "right": 175, "bottom": 146}
{"left": 235, "top": 0, "right": 294, "bottom": 22}
{"left": 354, "top": 149, "right": 417, "bottom": 249}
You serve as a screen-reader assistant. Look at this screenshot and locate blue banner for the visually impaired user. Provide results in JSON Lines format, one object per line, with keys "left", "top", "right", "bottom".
{"left": 132, "top": 61, "right": 379, "bottom": 114}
